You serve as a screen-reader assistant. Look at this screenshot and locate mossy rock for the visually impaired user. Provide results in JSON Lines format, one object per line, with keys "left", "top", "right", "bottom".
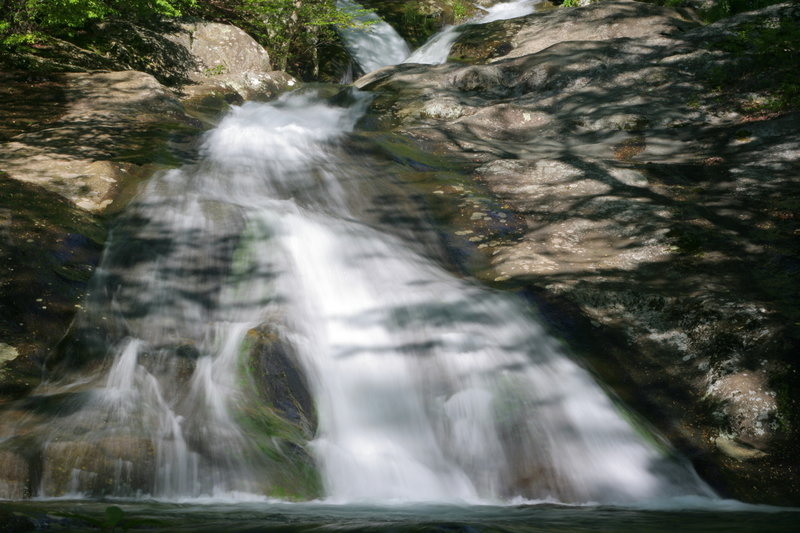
{"left": 234, "top": 326, "right": 322, "bottom": 499}
{"left": 449, "top": 18, "right": 526, "bottom": 64}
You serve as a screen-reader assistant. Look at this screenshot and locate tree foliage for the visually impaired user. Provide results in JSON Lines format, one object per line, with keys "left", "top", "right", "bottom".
{"left": 1, "top": 0, "right": 195, "bottom": 30}
{"left": 0, "top": 0, "right": 366, "bottom": 79}
{"left": 191, "top": 0, "right": 368, "bottom": 75}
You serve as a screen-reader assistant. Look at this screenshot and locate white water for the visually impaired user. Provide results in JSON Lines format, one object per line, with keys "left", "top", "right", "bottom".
{"left": 195, "top": 90, "right": 713, "bottom": 503}
{"left": 405, "top": 0, "right": 540, "bottom": 65}
{"left": 1, "top": 2, "right": 715, "bottom": 506}
{"left": 336, "top": 0, "right": 411, "bottom": 74}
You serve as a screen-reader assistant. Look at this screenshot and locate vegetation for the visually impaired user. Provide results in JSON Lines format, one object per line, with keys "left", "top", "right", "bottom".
{"left": 0, "top": 0, "right": 368, "bottom": 80}
{"left": 189, "top": 1, "right": 370, "bottom": 77}
{"left": 708, "top": 15, "right": 800, "bottom": 112}
{"left": 703, "top": 0, "right": 789, "bottom": 22}
{"left": 637, "top": 0, "right": 790, "bottom": 22}
{"left": 451, "top": 0, "right": 469, "bottom": 22}
{"left": 0, "top": 0, "right": 195, "bottom": 40}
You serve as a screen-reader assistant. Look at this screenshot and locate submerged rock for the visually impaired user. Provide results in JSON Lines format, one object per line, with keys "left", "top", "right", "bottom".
{"left": 0, "top": 450, "right": 29, "bottom": 499}
{"left": 40, "top": 437, "right": 156, "bottom": 497}
{"left": 358, "top": 0, "right": 800, "bottom": 504}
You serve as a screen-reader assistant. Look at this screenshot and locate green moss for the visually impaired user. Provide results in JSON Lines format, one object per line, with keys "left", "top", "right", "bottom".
{"left": 228, "top": 325, "right": 322, "bottom": 500}
{"left": 707, "top": 17, "right": 800, "bottom": 113}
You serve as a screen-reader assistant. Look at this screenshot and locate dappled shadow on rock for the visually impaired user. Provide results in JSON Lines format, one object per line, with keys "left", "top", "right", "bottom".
{"left": 357, "top": 0, "right": 800, "bottom": 505}
{"left": 0, "top": 174, "right": 105, "bottom": 400}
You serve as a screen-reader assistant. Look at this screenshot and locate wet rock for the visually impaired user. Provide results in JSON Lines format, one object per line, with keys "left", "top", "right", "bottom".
{"left": 0, "top": 176, "right": 104, "bottom": 399}
{"left": 40, "top": 437, "right": 155, "bottom": 497}
{"left": 359, "top": 1, "right": 800, "bottom": 504}
{"left": 0, "top": 508, "right": 35, "bottom": 532}
{"left": 246, "top": 327, "right": 317, "bottom": 435}
{"left": 0, "top": 450, "right": 29, "bottom": 499}
{"left": 234, "top": 326, "right": 322, "bottom": 499}
{"left": 715, "top": 435, "right": 767, "bottom": 461}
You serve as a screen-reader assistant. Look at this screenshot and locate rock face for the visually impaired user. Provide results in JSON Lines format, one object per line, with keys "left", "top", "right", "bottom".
{"left": 450, "top": 0, "right": 698, "bottom": 63}
{"left": 358, "top": 1, "right": 800, "bottom": 504}
{"left": 0, "top": 71, "right": 198, "bottom": 213}
{"left": 0, "top": 16, "right": 296, "bottom": 403}
{"left": 0, "top": 175, "right": 105, "bottom": 400}
{"left": 165, "top": 21, "right": 295, "bottom": 103}
{"left": 3, "top": 19, "right": 297, "bottom": 104}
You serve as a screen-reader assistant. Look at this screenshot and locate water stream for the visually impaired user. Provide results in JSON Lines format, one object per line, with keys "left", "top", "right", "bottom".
{"left": 406, "top": 0, "right": 541, "bottom": 64}
{"left": 3, "top": 2, "right": 798, "bottom": 530}
{"left": 336, "top": 0, "right": 411, "bottom": 74}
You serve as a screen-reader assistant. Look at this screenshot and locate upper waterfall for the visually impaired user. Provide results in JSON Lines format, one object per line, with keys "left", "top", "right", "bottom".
{"left": 336, "top": 0, "right": 411, "bottom": 74}
{"left": 405, "top": 0, "right": 541, "bottom": 65}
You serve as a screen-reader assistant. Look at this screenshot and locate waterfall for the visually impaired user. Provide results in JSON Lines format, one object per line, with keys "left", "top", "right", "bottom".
{"left": 336, "top": 0, "right": 411, "bottom": 74}
{"left": 198, "top": 89, "right": 714, "bottom": 503}
{"left": 0, "top": 1, "right": 716, "bottom": 506}
{"left": 406, "top": 0, "right": 541, "bottom": 65}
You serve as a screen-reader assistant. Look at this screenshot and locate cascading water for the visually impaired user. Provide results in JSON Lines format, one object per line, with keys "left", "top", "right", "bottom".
{"left": 405, "top": 0, "right": 541, "bottom": 65}
{"left": 336, "top": 0, "right": 411, "bottom": 74}
{"left": 0, "top": 0, "right": 716, "bottom": 507}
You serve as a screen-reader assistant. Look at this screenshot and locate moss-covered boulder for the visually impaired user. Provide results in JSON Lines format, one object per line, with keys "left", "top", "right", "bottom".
{"left": 233, "top": 326, "right": 321, "bottom": 500}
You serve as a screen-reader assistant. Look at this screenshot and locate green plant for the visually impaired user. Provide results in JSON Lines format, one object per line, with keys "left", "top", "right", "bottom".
{"left": 703, "top": 0, "right": 786, "bottom": 23}
{"left": 0, "top": 0, "right": 196, "bottom": 49}
{"left": 203, "top": 63, "right": 226, "bottom": 76}
{"left": 191, "top": 0, "right": 371, "bottom": 78}
{"left": 708, "top": 17, "right": 800, "bottom": 112}
{"left": 561, "top": 0, "right": 581, "bottom": 7}
{"left": 451, "top": 0, "right": 468, "bottom": 21}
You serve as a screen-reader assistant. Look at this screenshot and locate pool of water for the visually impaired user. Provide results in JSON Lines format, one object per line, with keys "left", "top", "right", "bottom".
{"left": 2, "top": 498, "right": 797, "bottom": 532}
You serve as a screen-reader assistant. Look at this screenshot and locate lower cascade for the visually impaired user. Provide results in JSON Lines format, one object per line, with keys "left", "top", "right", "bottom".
{"left": 0, "top": 89, "right": 715, "bottom": 504}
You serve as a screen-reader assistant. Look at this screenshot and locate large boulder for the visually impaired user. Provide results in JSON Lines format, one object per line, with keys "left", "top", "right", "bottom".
{"left": 1, "top": 19, "right": 296, "bottom": 104}
{"left": 450, "top": 0, "right": 699, "bottom": 63}
{"left": 0, "top": 71, "right": 199, "bottom": 214}
{"left": 357, "top": 1, "right": 800, "bottom": 504}
{"left": 164, "top": 21, "right": 296, "bottom": 103}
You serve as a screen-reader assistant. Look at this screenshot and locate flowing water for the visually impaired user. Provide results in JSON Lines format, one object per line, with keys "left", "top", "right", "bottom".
{"left": 336, "top": 0, "right": 411, "bottom": 74}
{"left": 405, "top": 0, "right": 541, "bottom": 64}
{"left": 1, "top": 2, "right": 798, "bottom": 531}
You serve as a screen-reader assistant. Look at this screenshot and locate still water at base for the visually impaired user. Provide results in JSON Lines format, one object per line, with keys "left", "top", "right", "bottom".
{"left": 3, "top": 499, "right": 799, "bottom": 532}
